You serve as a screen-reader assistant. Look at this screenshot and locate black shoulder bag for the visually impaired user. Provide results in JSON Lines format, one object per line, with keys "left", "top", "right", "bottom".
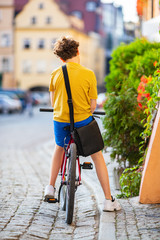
{"left": 62, "top": 65, "right": 104, "bottom": 157}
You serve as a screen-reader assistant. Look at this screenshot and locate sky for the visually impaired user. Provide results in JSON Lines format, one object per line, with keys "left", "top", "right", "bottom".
{"left": 101, "top": 0, "right": 139, "bottom": 22}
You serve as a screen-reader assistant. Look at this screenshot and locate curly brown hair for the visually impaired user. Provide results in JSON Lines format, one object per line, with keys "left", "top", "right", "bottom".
{"left": 53, "top": 36, "right": 79, "bottom": 61}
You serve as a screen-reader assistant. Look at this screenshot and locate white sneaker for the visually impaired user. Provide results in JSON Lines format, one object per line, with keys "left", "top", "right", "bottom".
{"left": 44, "top": 185, "right": 55, "bottom": 201}
{"left": 103, "top": 196, "right": 121, "bottom": 212}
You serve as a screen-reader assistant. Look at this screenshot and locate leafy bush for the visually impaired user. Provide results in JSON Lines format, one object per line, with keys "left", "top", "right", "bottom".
{"left": 105, "top": 39, "right": 160, "bottom": 94}
{"left": 138, "top": 64, "right": 160, "bottom": 162}
{"left": 104, "top": 38, "right": 160, "bottom": 198}
{"left": 117, "top": 166, "right": 142, "bottom": 198}
{"left": 127, "top": 48, "right": 160, "bottom": 91}
{"left": 103, "top": 39, "right": 160, "bottom": 168}
{"left": 103, "top": 88, "right": 145, "bottom": 167}
{"left": 117, "top": 62, "right": 160, "bottom": 198}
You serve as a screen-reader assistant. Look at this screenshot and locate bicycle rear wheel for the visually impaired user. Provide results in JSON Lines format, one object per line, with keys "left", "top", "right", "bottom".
{"left": 65, "top": 143, "right": 77, "bottom": 224}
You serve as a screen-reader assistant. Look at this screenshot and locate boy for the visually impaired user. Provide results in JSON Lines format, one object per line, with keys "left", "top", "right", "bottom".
{"left": 45, "top": 36, "right": 121, "bottom": 211}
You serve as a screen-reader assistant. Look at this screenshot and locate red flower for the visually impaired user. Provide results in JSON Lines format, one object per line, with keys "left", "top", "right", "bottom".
{"left": 143, "top": 93, "right": 150, "bottom": 98}
{"left": 137, "top": 82, "right": 145, "bottom": 92}
{"left": 153, "top": 61, "right": 157, "bottom": 67}
{"left": 157, "top": 70, "right": 160, "bottom": 73}
{"left": 140, "top": 75, "right": 148, "bottom": 84}
{"left": 137, "top": 94, "right": 142, "bottom": 102}
{"left": 138, "top": 103, "right": 143, "bottom": 108}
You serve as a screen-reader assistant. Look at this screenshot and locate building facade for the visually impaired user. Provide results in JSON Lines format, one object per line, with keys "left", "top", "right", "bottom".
{"left": 138, "top": 0, "right": 160, "bottom": 42}
{"left": 101, "top": 3, "right": 124, "bottom": 75}
{"left": 0, "top": 0, "right": 14, "bottom": 88}
{"left": 141, "top": 0, "right": 159, "bottom": 21}
{"left": 55, "top": 0, "right": 102, "bottom": 34}
{"left": 14, "top": 0, "right": 104, "bottom": 90}
{"left": 15, "top": 0, "right": 102, "bottom": 34}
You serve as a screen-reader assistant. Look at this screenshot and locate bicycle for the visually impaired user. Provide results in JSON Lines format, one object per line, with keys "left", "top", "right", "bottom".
{"left": 40, "top": 107, "right": 105, "bottom": 224}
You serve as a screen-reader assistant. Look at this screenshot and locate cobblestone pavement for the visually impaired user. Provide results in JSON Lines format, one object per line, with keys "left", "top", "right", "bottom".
{"left": 0, "top": 110, "right": 160, "bottom": 240}
{"left": 0, "top": 110, "right": 99, "bottom": 240}
{"left": 115, "top": 197, "right": 160, "bottom": 240}
{"left": 0, "top": 145, "right": 99, "bottom": 240}
{"left": 82, "top": 153, "right": 160, "bottom": 240}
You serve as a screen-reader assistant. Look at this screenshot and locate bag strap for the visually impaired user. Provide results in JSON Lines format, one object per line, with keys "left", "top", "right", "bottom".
{"left": 62, "top": 65, "right": 74, "bottom": 132}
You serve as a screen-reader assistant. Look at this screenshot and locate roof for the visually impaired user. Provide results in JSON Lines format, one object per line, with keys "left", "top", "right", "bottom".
{"left": 14, "top": 0, "right": 29, "bottom": 12}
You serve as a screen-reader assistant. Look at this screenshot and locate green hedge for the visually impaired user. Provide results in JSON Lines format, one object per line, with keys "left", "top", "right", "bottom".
{"left": 103, "top": 39, "right": 160, "bottom": 167}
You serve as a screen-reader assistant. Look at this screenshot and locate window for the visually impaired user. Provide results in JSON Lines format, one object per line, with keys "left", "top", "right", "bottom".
{"left": 23, "top": 39, "right": 31, "bottom": 49}
{"left": 22, "top": 60, "right": 31, "bottom": 73}
{"left": 37, "top": 60, "right": 46, "bottom": 73}
{"left": 71, "top": 11, "right": 82, "bottom": 19}
{"left": 51, "top": 38, "right": 56, "bottom": 48}
{"left": 38, "top": 39, "right": 45, "bottom": 49}
{"left": 116, "top": 8, "right": 123, "bottom": 36}
{"left": 103, "top": 5, "right": 114, "bottom": 28}
{"left": 39, "top": 3, "right": 44, "bottom": 9}
{"left": 86, "top": 2, "right": 96, "bottom": 12}
{"left": 1, "top": 34, "right": 10, "bottom": 47}
{"left": 31, "top": 17, "right": 37, "bottom": 25}
{"left": 46, "top": 17, "right": 52, "bottom": 24}
{"left": 2, "top": 58, "right": 10, "bottom": 72}
{"left": 106, "top": 33, "right": 113, "bottom": 50}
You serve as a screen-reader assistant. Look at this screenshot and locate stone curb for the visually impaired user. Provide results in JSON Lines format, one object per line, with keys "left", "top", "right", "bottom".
{"left": 82, "top": 153, "right": 117, "bottom": 240}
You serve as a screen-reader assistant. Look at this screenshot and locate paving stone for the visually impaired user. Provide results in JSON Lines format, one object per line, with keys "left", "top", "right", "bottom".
{"left": 49, "top": 233, "right": 73, "bottom": 240}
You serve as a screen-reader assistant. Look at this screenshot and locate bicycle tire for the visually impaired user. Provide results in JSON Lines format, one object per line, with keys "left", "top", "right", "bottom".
{"left": 60, "top": 184, "right": 66, "bottom": 211}
{"left": 65, "top": 143, "right": 77, "bottom": 224}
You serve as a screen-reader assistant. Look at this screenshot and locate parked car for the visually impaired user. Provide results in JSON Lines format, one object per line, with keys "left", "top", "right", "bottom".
{"left": 96, "top": 93, "right": 107, "bottom": 109}
{"left": 0, "top": 89, "right": 27, "bottom": 111}
{"left": 31, "top": 91, "right": 50, "bottom": 105}
{"left": 0, "top": 94, "right": 22, "bottom": 113}
{"left": 37, "top": 92, "right": 50, "bottom": 105}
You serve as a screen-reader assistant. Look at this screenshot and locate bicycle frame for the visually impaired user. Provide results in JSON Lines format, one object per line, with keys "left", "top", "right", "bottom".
{"left": 60, "top": 135, "right": 81, "bottom": 187}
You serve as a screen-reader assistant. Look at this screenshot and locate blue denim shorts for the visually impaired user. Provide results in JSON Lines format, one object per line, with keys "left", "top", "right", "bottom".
{"left": 53, "top": 116, "right": 93, "bottom": 147}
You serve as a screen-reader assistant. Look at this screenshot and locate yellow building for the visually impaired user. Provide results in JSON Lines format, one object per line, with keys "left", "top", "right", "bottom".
{"left": 0, "top": 0, "right": 14, "bottom": 88}
{"left": 15, "top": 0, "right": 105, "bottom": 90}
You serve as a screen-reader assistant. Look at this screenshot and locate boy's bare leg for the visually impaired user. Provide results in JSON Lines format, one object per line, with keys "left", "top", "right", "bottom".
{"left": 49, "top": 146, "right": 112, "bottom": 200}
{"left": 91, "top": 151, "right": 112, "bottom": 200}
{"left": 49, "top": 144, "right": 64, "bottom": 187}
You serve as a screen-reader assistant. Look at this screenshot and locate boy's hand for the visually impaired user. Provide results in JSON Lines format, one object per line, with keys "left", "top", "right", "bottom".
{"left": 90, "top": 99, "right": 97, "bottom": 113}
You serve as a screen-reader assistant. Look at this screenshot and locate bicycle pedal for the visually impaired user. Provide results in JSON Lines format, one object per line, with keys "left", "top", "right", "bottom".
{"left": 81, "top": 162, "right": 93, "bottom": 169}
{"left": 46, "top": 198, "right": 58, "bottom": 203}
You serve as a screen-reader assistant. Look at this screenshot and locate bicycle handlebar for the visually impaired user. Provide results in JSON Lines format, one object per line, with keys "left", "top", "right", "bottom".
{"left": 40, "top": 107, "right": 54, "bottom": 112}
{"left": 39, "top": 107, "right": 105, "bottom": 115}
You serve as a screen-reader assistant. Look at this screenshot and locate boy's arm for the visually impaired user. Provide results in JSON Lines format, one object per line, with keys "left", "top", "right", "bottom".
{"left": 50, "top": 91, "right": 54, "bottom": 107}
{"left": 90, "top": 99, "right": 97, "bottom": 113}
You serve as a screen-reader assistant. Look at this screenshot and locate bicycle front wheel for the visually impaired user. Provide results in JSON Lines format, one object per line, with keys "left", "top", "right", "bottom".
{"left": 66, "top": 143, "right": 77, "bottom": 224}
{"left": 60, "top": 184, "right": 66, "bottom": 211}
